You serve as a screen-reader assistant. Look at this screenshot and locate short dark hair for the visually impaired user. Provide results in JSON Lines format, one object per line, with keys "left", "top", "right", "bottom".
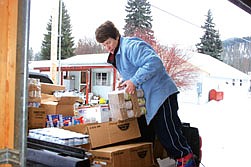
{"left": 95, "top": 21, "right": 120, "bottom": 43}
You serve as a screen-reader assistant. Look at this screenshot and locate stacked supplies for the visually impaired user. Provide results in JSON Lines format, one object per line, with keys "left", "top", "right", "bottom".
{"left": 108, "top": 89, "right": 146, "bottom": 121}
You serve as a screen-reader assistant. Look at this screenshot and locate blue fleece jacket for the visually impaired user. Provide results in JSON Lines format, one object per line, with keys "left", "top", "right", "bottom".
{"left": 115, "top": 36, "right": 179, "bottom": 124}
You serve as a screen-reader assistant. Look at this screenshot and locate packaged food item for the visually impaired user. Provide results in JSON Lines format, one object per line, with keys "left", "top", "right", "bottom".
{"left": 136, "top": 89, "right": 144, "bottom": 98}
{"left": 28, "top": 128, "right": 89, "bottom": 146}
{"left": 108, "top": 89, "right": 147, "bottom": 121}
{"left": 138, "top": 98, "right": 146, "bottom": 106}
{"left": 125, "top": 101, "right": 133, "bottom": 110}
{"left": 28, "top": 78, "right": 41, "bottom": 107}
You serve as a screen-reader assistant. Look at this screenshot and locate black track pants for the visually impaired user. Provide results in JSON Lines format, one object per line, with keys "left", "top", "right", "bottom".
{"left": 137, "top": 93, "right": 192, "bottom": 159}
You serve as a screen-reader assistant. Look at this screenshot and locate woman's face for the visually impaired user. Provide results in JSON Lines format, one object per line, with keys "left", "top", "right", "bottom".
{"left": 102, "top": 37, "right": 119, "bottom": 54}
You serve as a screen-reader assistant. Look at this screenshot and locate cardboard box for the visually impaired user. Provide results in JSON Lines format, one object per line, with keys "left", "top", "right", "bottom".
{"left": 64, "top": 118, "right": 141, "bottom": 149}
{"left": 63, "top": 123, "right": 89, "bottom": 134}
{"left": 108, "top": 90, "right": 140, "bottom": 121}
{"left": 90, "top": 142, "right": 154, "bottom": 167}
{"left": 28, "top": 97, "right": 41, "bottom": 103}
{"left": 41, "top": 93, "right": 58, "bottom": 102}
{"left": 40, "top": 83, "right": 65, "bottom": 95}
{"left": 41, "top": 102, "right": 74, "bottom": 116}
{"left": 28, "top": 107, "right": 46, "bottom": 129}
{"left": 87, "top": 118, "right": 141, "bottom": 148}
{"left": 28, "top": 78, "right": 41, "bottom": 103}
{"left": 41, "top": 95, "right": 79, "bottom": 116}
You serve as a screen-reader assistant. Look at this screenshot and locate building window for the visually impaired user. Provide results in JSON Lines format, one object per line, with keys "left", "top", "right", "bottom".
{"left": 95, "top": 72, "right": 109, "bottom": 86}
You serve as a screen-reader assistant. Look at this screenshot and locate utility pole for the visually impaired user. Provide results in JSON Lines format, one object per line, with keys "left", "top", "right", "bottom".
{"left": 58, "top": 0, "right": 63, "bottom": 85}
{"left": 50, "top": 0, "right": 59, "bottom": 84}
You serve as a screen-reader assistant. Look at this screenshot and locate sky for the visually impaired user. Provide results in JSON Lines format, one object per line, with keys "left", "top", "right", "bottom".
{"left": 29, "top": 0, "right": 251, "bottom": 53}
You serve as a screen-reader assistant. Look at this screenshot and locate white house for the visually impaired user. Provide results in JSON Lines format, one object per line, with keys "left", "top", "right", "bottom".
{"left": 179, "top": 51, "right": 250, "bottom": 104}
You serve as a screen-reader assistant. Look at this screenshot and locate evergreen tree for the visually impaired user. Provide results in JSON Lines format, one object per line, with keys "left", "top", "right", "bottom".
{"left": 60, "top": 3, "right": 75, "bottom": 59}
{"left": 124, "top": 0, "right": 155, "bottom": 44}
{"left": 196, "top": 9, "right": 223, "bottom": 61}
{"left": 40, "top": 2, "right": 75, "bottom": 60}
{"left": 40, "top": 17, "right": 52, "bottom": 60}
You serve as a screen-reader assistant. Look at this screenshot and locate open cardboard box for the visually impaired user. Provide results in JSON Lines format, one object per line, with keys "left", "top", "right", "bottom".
{"left": 40, "top": 83, "right": 65, "bottom": 95}
{"left": 41, "top": 94, "right": 80, "bottom": 116}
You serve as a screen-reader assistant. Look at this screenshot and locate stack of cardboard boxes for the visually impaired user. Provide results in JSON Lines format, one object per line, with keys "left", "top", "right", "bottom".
{"left": 28, "top": 78, "right": 46, "bottom": 129}
{"left": 40, "top": 82, "right": 79, "bottom": 117}
{"left": 28, "top": 81, "right": 79, "bottom": 129}
{"left": 89, "top": 90, "right": 153, "bottom": 167}
{"left": 63, "top": 117, "right": 154, "bottom": 167}
{"left": 28, "top": 82, "right": 154, "bottom": 166}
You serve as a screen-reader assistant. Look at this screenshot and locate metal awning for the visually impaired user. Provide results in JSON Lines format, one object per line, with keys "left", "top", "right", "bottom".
{"left": 229, "top": 0, "right": 251, "bottom": 15}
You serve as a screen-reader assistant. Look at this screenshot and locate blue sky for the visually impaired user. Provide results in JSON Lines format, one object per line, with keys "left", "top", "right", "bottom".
{"left": 29, "top": 0, "right": 251, "bottom": 53}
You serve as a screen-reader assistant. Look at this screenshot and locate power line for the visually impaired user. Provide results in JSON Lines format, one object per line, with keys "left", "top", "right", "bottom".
{"left": 151, "top": 4, "right": 201, "bottom": 29}
{"left": 151, "top": 4, "right": 251, "bottom": 43}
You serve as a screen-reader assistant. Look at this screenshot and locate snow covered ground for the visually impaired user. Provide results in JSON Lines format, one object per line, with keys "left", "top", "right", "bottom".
{"left": 177, "top": 92, "right": 251, "bottom": 167}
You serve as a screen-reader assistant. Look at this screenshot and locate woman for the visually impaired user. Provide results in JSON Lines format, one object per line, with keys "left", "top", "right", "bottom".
{"left": 95, "top": 20, "right": 196, "bottom": 167}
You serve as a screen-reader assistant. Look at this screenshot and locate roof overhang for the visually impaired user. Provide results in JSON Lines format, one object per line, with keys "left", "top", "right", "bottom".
{"left": 229, "top": 0, "right": 251, "bottom": 15}
{"left": 34, "top": 65, "right": 113, "bottom": 72}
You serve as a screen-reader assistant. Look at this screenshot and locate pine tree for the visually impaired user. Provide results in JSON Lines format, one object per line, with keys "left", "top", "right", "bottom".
{"left": 196, "top": 9, "right": 223, "bottom": 61}
{"left": 124, "top": 0, "right": 155, "bottom": 44}
{"left": 40, "top": 16, "right": 52, "bottom": 60}
{"left": 60, "top": 3, "right": 75, "bottom": 59}
{"left": 40, "top": 2, "right": 75, "bottom": 60}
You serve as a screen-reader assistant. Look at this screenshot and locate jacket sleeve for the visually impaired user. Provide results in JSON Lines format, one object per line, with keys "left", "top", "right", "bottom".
{"left": 127, "top": 41, "right": 164, "bottom": 87}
